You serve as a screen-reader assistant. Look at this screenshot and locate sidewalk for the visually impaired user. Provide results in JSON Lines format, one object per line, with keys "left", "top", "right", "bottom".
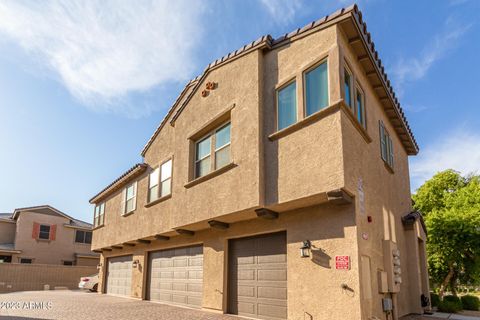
{"left": 423, "top": 312, "right": 480, "bottom": 320}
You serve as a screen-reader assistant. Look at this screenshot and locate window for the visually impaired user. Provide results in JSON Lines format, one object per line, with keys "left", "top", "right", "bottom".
{"left": 94, "top": 202, "right": 105, "bottom": 227}
{"left": 20, "top": 258, "right": 32, "bottom": 264}
{"left": 379, "top": 121, "right": 394, "bottom": 169}
{"left": 0, "top": 255, "right": 11, "bottom": 263}
{"left": 39, "top": 225, "right": 50, "bottom": 240}
{"left": 344, "top": 68, "right": 353, "bottom": 109}
{"left": 195, "top": 122, "right": 231, "bottom": 178}
{"left": 123, "top": 182, "right": 137, "bottom": 214}
{"left": 160, "top": 159, "right": 172, "bottom": 197}
{"left": 305, "top": 61, "right": 329, "bottom": 116}
{"left": 75, "top": 230, "right": 92, "bottom": 244}
{"left": 356, "top": 87, "right": 366, "bottom": 128}
{"left": 148, "top": 159, "right": 173, "bottom": 202}
{"left": 63, "top": 261, "right": 74, "bottom": 266}
{"left": 148, "top": 167, "right": 160, "bottom": 202}
{"left": 277, "top": 81, "right": 297, "bottom": 130}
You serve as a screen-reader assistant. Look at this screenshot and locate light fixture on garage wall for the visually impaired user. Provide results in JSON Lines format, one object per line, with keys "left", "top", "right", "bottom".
{"left": 132, "top": 260, "right": 140, "bottom": 268}
{"left": 300, "top": 240, "right": 311, "bottom": 258}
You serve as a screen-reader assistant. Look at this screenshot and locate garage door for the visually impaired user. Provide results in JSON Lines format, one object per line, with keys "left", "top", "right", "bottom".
{"left": 106, "top": 255, "right": 133, "bottom": 296}
{"left": 147, "top": 245, "right": 203, "bottom": 308}
{"left": 228, "top": 232, "right": 287, "bottom": 320}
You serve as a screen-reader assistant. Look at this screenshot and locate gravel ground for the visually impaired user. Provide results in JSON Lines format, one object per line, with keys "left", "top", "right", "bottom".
{"left": 0, "top": 290, "right": 238, "bottom": 320}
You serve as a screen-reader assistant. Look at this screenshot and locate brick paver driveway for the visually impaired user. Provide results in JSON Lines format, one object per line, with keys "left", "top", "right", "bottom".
{"left": 0, "top": 290, "right": 239, "bottom": 320}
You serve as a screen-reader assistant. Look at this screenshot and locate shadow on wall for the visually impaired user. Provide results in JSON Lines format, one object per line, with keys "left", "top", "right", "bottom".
{"left": 311, "top": 246, "right": 332, "bottom": 268}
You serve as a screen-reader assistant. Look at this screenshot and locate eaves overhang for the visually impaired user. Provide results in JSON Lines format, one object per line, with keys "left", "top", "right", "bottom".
{"left": 89, "top": 163, "right": 148, "bottom": 204}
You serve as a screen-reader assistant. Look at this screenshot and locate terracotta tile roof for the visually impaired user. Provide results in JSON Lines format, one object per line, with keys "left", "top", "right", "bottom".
{"left": 89, "top": 163, "right": 148, "bottom": 204}
{"left": 140, "top": 3, "right": 417, "bottom": 155}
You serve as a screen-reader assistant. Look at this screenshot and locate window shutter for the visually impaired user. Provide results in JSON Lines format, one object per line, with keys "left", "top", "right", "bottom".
{"left": 50, "top": 225, "right": 57, "bottom": 241}
{"left": 388, "top": 136, "right": 394, "bottom": 168}
{"left": 121, "top": 188, "right": 126, "bottom": 215}
{"left": 32, "top": 222, "right": 40, "bottom": 239}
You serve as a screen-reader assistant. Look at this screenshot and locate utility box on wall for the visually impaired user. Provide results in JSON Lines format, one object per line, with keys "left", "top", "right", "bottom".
{"left": 377, "top": 271, "right": 388, "bottom": 293}
{"left": 382, "top": 240, "right": 401, "bottom": 293}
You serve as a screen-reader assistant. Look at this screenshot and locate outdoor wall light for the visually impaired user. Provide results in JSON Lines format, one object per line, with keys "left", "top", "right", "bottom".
{"left": 300, "top": 240, "right": 311, "bottom": 258}
{"left": 132, "top": 260, "right": 140, "bottom": 268}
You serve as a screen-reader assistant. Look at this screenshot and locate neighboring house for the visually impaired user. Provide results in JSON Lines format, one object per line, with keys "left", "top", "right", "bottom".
{"left": 0, "top": 205, "right": 99, "bottom": 266}
{"left": 90, "top": 5, "right": 429, "bottom": 320}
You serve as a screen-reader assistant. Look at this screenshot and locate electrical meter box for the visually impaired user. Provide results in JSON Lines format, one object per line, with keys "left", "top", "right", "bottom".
{"left": 382, "top": 240, "right": 401, "bottom": 292}
{"left": 382, "top": 298, "right": 393, "bottom": 311}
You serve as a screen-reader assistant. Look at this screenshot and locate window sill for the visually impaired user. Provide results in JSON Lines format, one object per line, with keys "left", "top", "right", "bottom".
{"left": 92, "top": 224, "right": 105, "bottom": 231}
{"left": 269, "top": 100, "right": 343, "bottom": 141}
{"left": 145, "top": 194, "right": 172, "bottom": 208}
{"left": 184, "top": 162, "right": 237, "bottom": 188}
{"left": 36, "top": 239, "right": 51, "bottom": 243}
{"left": 383, "top": 161, "right": 394, "bottom": 174}
{"left": 339, "top": 100, "right": 372, "bottom": 144}
{"left": 122, "top": 210, "right": 135, "bottom": 217}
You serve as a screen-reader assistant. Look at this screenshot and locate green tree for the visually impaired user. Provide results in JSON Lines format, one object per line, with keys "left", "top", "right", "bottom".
{"left": 413, "top": 171, "right": 480, "bottom": 297}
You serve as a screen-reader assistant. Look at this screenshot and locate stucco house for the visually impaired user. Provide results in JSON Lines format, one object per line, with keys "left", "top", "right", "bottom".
{"left": 0, "top": 205, "right": 99, "bottom": 266}
{"left": 90, "top": 5, "right": 429, "bottom": 320}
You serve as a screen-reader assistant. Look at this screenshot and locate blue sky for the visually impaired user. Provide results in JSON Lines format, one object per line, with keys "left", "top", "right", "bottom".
{"left": 0, "top": 0, "right": 479, "bottom": 223}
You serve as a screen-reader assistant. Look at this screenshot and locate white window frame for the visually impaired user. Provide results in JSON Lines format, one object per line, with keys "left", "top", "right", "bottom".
{"left": 160, "top": 159, "right": 173, "bottom": 198}
{"left": 194, "top": 122, "right": 231, "bottom": 179}
{"left": 93, "top": 202, "right": 105, "bottom": 227}
{"left": 379, "top": 120, "right": 394, "bottom": 169}
{"left": 148, "top": 167, "right": 160, "bottom": 202}
{"left": 355, "top": 84, "right": 366, "bottom": 129}
{"left": 344, "top": 64, "right": 353, "bottom": 111}
{"left": 123, "top": 182, "right": 137, "bottom": 215}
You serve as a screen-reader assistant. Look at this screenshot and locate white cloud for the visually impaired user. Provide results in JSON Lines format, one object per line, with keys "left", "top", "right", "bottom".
{"left": 410, "top": 128, "right": 480, "bottom": 191}
{"left": 0, "top": 0, "right": 205, "bottom": 114}
{"left": 390, "top": 19, "right": 471, "bottom": 95}
{"left": 260, "top": 0, "right": 303, "bottom": 25}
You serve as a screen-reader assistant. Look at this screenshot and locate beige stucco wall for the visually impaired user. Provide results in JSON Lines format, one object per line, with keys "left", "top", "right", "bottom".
{"left": 13, "top": 211, "right": 96, "bottom": 265}
{"left": 99, "top": 203, "right": 361, "bottom": 320}
{"left": 337, "top": 26, "right": 428, "bottom": 318}
{"left": 0, "top": 221, "right": 16, "bottom": 244}
{"left": 0, "top": 263, "right": 97, "bottom": 293}
{"left": 92, "top": 20, "right": 427, "bottom": 320}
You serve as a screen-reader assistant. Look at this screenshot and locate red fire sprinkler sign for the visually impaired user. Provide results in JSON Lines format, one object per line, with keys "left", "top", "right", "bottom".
{"left": 335, "top": 255, "right": 350, "bottom": 270}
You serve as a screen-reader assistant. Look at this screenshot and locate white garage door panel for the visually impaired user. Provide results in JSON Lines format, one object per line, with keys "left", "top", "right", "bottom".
{"left": 106, "top": 255, "right": 133, "bottom": 296}
{"left": 148, "top": 245, "right": 203, "bottom": 309}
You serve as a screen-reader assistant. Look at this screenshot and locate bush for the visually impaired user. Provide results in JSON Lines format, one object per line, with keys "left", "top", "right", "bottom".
{"left": 461, "top": 295, "right": 480, "bottom": 311}
{"left": 430, "top": 293, "right": 440, "bottom": 307}
{"left": 438, "top": 300, "right": 463, "bottom": 313}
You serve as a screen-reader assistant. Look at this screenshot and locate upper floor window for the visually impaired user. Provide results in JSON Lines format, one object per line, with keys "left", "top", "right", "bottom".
{"left": 39, "top": 224, "right": 50, "bottom": 240}
{"left": 305, "top": 61, "right": 328, "bottom": 116}
{"left": 148, "top": 159, "right": 173, "bottom": 202}
{"left": 379, "top": 121, "right": 394, "bottom": 169}
{"left": 32, "top": 222, "right": 56, "bottom": 240}
{"left": 123, "top": 182, "right": 137, "bottom": 214}
{"left": 195, "top": 122, "right": 231, "bottom": 178}
{"left": 75, "top": 230, "right": 92, "bottom": 244}
{"left": 277, "top": 81, "right": 297, "bottom": 130}
{"left": 20, "top": 258, "right": 32, "bottom": 264}
{"left": 344, "top": 68, "right": 353, "bottom": 109}
{"left": 356, "top": 86, "right": 366, "bottom": 128}
{"left": 160, "top": 159, "right": 172, "bottom": 197}
{"left": 94, "top": 202, "right": 105, "bottom": 227}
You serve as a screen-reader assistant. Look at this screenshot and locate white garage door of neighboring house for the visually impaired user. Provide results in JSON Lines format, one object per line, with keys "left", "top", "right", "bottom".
{"left": 106, "top": 255, "right": 133, "bottom": 296}
{"left": 147, "top": 245, "right": 203, "bottom": 308}
{"left": 228, "top": 232, "right": 288, "bottom": 320}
